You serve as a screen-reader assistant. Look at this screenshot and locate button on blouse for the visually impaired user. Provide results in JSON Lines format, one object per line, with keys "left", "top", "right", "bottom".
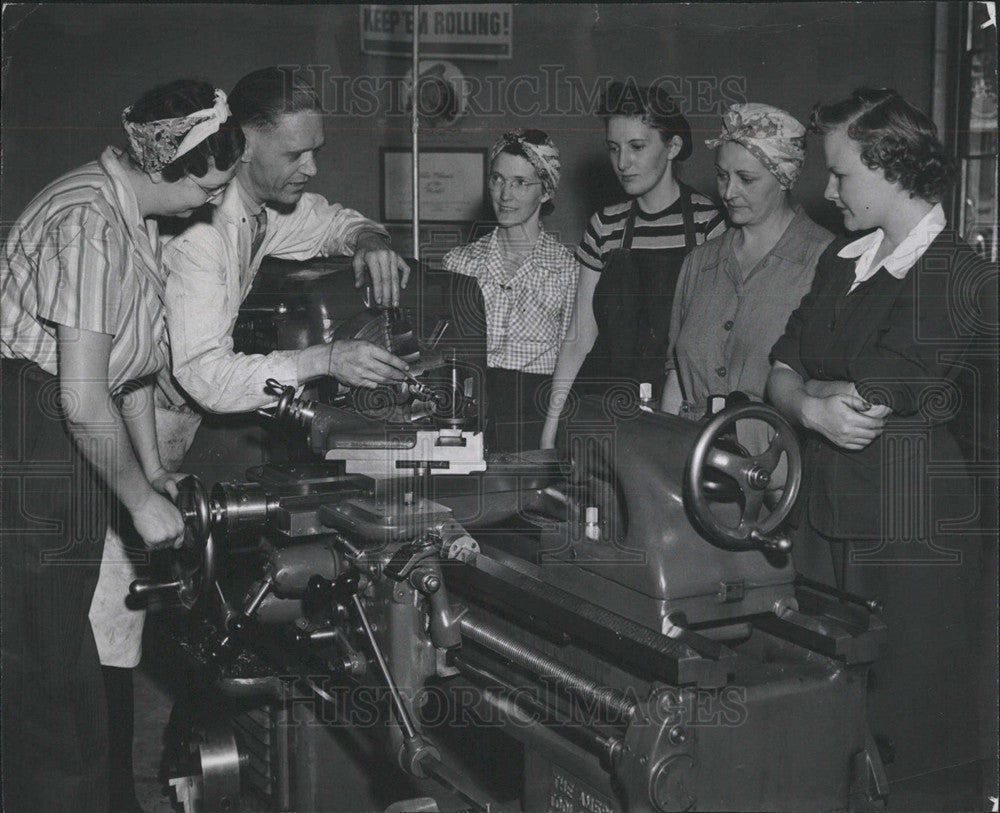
{"left": 667, "top": 207, "right": 833, "bottom": 420}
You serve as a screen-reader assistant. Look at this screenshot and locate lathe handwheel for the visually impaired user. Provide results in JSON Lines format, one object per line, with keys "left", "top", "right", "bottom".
{"left": 177, "top": 475, "right": 211, "bottom": 547}
{"left": 129, "top": 475, "right": 218, "bottom": 613}
{"left": 685, "top": 403, "right": 801, "bottom": 552}
{"left": 174, "top": 476, "right": 217, "bottom": 611}
{"left": 264, "top": 378, "right": 296, "bottom": 422}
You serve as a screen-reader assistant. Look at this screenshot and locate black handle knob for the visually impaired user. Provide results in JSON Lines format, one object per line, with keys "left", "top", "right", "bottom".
{"left": 129, "top": 578, "right": 183, "bottom": 600}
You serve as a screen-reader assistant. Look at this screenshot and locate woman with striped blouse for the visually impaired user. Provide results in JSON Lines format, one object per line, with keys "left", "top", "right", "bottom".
{"left": 1, "top": 80, "right": 243, "bottom": 813}
{"left": 541, "top": 82, "right": 725, "bottom": 448}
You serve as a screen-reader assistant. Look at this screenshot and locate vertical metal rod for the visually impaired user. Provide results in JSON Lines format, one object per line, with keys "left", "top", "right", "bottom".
{"left": 351, "top": 594, "right": 418, "bottom": 740}
{"left": 411, "top": 3, "right": 420, "bottom": 261}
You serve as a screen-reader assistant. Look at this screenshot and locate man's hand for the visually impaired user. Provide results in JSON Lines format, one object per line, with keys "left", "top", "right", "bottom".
{"left": 328, "top": 339, "right": 409, "bottom": 388}
{"left": 353, "top": 233, "right": 410, "bottom": 307}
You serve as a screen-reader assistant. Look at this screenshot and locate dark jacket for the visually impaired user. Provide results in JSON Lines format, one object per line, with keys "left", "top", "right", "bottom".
{"left": 770, "top": 230, "right": 995, "bottom": 540}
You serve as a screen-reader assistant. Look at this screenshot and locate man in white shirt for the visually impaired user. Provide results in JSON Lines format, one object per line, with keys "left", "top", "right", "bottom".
{"left": 89, "top": 70, "right": 413, "bottom": 802}
{"left": 161, "top": 66, "right": 411, "bottom": 415}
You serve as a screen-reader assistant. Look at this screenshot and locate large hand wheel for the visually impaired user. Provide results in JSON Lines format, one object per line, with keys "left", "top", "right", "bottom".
{"left": 684, "top": 403, "right": 802, "bottom": 553}
{"left": 129, "top": 475, "right": 218, "bottom": 613}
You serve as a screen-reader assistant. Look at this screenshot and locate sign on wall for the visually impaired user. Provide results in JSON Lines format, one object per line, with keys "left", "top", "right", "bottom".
{"left": 360, "top": 4, "right": 513, "bottom": 60}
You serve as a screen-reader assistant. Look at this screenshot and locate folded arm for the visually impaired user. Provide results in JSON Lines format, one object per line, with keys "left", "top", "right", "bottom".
{"left": 766, "top": 361, "right": 888, "bottom": 451}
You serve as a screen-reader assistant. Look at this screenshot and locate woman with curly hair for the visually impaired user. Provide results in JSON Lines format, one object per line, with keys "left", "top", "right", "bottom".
{"left": 766, "top": 88, "right": 995, "bottom": 778}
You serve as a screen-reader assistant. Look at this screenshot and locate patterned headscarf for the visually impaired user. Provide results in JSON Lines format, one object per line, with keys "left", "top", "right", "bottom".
{"left": 123, "top": 89, "right": 232, "bottom": 173}
{"left": 489, "top": 129, "right": 561, "bottom": 197}
{"left": 705, "top": 103, "right": 806, "bottom": 190}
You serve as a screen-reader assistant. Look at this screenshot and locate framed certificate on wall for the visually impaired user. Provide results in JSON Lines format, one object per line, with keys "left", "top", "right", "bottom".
{"left": 380, "top": 147, "right": 488, "bottom": 223}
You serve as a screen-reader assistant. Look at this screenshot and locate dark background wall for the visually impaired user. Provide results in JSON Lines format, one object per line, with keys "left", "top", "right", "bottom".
{"left": 2, "top": 3, "right": 937, "bottom": 250}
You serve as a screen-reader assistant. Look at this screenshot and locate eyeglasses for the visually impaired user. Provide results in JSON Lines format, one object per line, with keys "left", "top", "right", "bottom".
{"left": 488, "top": 172, "right": 542, "bottom": 194}
{"left": 188, "top": 176, "right": 229, "bottom": 200}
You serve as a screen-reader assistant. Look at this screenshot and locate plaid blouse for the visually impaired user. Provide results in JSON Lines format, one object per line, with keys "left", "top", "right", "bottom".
{"left": 1, "top": 148, "right": 168, "bottom": 392}
{"left": 444, "top": 228, "right": 579, "bottom": 374}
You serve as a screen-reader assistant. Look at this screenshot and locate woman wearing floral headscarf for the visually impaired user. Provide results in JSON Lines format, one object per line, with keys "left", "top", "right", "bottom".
{"left": 1, "top": 79, "right": 243, "bottom": 812}
{"left": 444, "top": 128, "right": 578, "bottom": 451}
{"left": 661, "top": 103, "right": 833, "bottom": 455}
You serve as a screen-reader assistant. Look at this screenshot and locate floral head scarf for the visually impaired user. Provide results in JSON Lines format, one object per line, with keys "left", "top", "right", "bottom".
{"left": 705, "top": 103, "right": 806, "bottom": 190}
{"left": 489, "top": 129, "right": 561, "bottom": 197}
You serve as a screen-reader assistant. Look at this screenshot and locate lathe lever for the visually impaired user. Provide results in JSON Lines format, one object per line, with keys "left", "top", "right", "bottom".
{"left": 325, "top": 579, "right": 441, "bottom": 778}
{"left": 214, "top": 576, "right": 276, "bottom": 653}
{"left": 386, "top": 538, "right": 463, "bottom": 649}
{"left": 129, "top": 578, "right": 183, "bottom": 599}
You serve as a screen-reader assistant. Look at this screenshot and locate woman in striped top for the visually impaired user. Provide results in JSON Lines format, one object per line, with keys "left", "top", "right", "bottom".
{"left": 1, "top": 80, "right": 243, "bottom": 813}
{"left": 541, "top": 82, "right": 725, "bottom": 448}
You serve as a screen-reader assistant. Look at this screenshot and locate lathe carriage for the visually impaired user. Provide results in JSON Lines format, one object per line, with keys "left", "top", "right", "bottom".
{"left": 138, "top": 261, "right": 888, "bottom": 813}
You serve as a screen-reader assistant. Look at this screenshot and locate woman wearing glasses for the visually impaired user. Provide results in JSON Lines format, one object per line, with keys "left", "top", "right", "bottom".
{"left": 1, "top": 79, "right": 243, "bottom": 812}
{"left": 444, "top": 129, "right": 578, "bottom": 451}
{"left": 541, "top": 83, "right": 725, "bottom": 448}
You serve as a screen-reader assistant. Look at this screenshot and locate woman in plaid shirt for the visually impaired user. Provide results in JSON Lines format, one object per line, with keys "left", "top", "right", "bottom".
{"left": 444, "top": 129, "right": 578, "bottom": 451}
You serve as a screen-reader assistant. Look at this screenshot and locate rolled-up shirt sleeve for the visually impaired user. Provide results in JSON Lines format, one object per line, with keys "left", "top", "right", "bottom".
{"left": 164, "top": 228, "right": 300, "bottom": 413}
{"left": 36, "top": 208, "right": 122, "bottom": 335}
{"left": 266, "top": 192, "right": 389, "bottom": 260}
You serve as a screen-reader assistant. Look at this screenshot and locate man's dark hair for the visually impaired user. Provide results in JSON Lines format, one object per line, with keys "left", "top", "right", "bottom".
{"left": 229, "top": 67, "right": 322, "bottom": 129}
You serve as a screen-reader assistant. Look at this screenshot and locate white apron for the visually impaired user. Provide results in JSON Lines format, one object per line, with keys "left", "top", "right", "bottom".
{"left": 88, "top": 405, "right": 202, "bottom": 667}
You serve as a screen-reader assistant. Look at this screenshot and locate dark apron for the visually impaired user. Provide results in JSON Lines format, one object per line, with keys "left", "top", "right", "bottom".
{"left": 576, "top": 186, "right": 697, "bottom": 401}
{"left": 485, "top": 367, "right": 549, "bottom": 453}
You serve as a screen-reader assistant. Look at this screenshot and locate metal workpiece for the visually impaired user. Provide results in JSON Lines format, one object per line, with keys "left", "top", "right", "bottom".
{"left": 210, "top": 481, "right": 278, "bottom": 541}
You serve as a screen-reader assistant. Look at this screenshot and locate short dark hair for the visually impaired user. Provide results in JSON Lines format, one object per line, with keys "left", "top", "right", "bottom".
{"left": 124, "top": 79, "right": 245, "bottom": 182}
{"left": 598, "top": 80, "right": 693, "bottom": 161}
{"left": 229, "top": 67, "right": 322, "bottom": 129}
{"left": 810, "top": 88, "right": 953, "bottom": 203}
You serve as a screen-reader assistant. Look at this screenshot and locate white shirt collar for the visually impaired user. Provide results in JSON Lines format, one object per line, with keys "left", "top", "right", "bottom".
{"left": 233, "top": 176, "right": 266, "bottom": 217}
{"left": 839, "top": 203, "right": 946, "bottom": 291}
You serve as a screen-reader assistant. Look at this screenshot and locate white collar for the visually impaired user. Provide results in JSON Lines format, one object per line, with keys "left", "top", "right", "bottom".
{"left": 233, "top": 176, "right": 266, "bottom": 218}
{"left": 839, "top": 203, "right": 946, "bottom": 290}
